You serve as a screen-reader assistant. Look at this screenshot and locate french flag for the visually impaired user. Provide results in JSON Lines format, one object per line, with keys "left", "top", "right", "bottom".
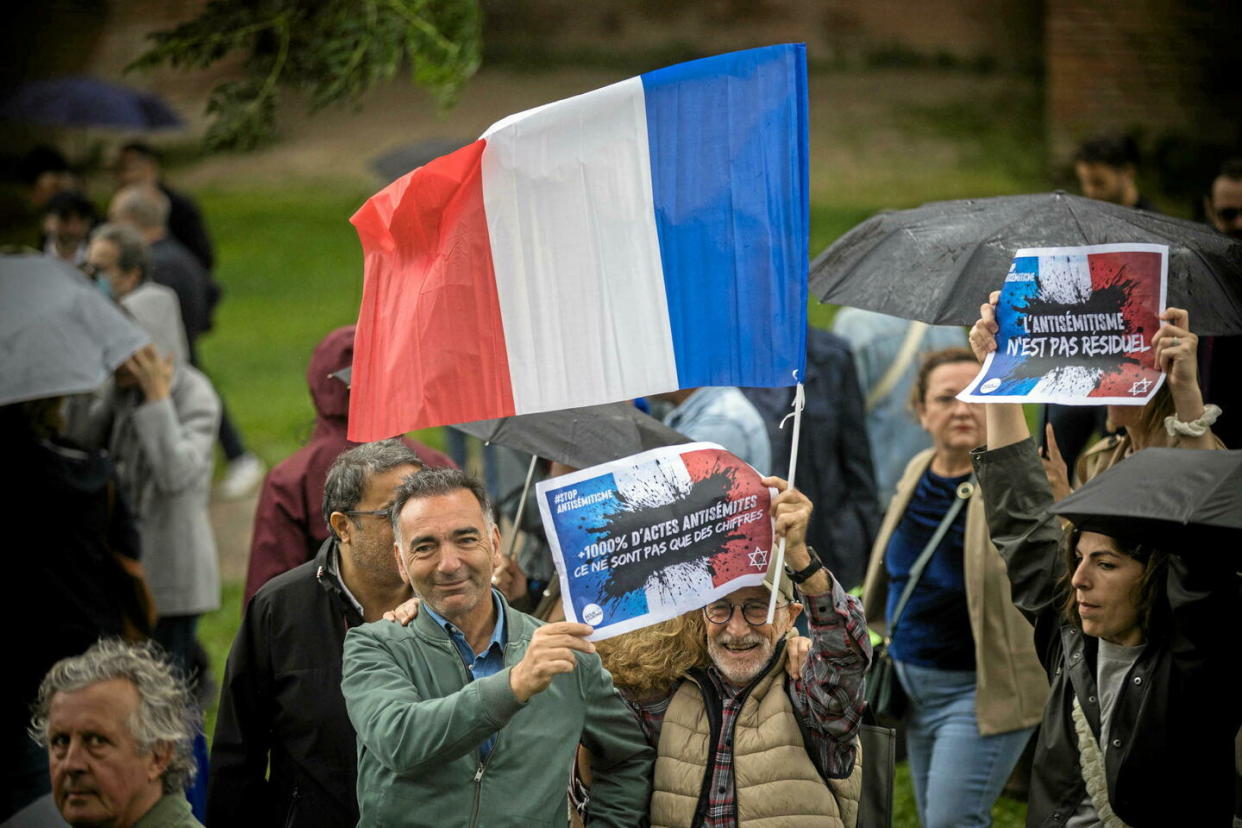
{"left": 348, "top": 45, "right": 809, "bottom": 441}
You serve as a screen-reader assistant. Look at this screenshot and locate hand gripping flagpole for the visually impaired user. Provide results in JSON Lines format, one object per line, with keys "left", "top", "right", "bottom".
{"left": 503, "top": 454, "right": 540, "bottom": 559}
{"left": 766, "top": 376, "right": 806, "bottom": 624}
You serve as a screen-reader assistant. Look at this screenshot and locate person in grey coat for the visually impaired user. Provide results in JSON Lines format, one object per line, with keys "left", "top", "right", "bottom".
{"left": 83, "top": 343, "right": 222, "bottom": 674}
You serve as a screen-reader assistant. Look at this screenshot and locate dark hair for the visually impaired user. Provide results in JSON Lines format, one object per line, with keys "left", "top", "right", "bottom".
{"left": 1074, "top": 134, "right": 1141, "bottom": 170}
{"left": 1215, "top": 157, "right": 1242, "bottom": 183}
{"left": 18, "top": 145, "right": 69, "bottom": 185}
{"left": 121, "top": 141, "right": 161, "bottom": 163}
{"left": 90, "top": 223, "right": 150, "bottom": 280}
{"left": 390, "top": 467, "right": 493, "bottom": 547}
{"left": 321, "top": 439, "right": 421, "bottom": 538}
{"left": 1059, "top": 526, "right": 1169, "bottom": 638}
{"left": 909, "top": 346, "right": 978, "bottom": 412}
{"left": 45, "top": 189, "right": 97, "bottom": 221}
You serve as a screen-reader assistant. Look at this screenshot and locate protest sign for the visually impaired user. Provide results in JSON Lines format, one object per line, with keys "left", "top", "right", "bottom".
{"left": 536, "top": 442, "right": 774, "bottom": 641}
{"left": 959, "top": 243, "right": 1167, "bottom": 405}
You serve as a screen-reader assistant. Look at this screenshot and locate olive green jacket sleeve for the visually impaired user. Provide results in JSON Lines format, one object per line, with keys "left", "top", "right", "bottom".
{"left": 577, "top": 653, "right": 655, "bottom": 827}
{"left": 340, "top": 623, "right": 525, "bottom": 773}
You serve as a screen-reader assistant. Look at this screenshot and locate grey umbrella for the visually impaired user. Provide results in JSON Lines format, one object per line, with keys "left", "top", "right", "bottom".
{"left": 453, "top": 402, "right": 691, "bottom": 471}
{"left": 1051, "top": 448, "right": 1242, "bottom": 552}
{"left": 0, "top": 255, "right": 150, "bottom": 406}
{"left": 811, "top": 191, "right": 1242, "bottom": 336}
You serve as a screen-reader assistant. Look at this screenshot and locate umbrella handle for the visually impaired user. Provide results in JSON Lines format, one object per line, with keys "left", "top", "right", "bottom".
{"left": 503, "top": 453, "right": 540, "bottom": 559}
{"left": 767, "top": 380, "right": 805, "bottom": 624}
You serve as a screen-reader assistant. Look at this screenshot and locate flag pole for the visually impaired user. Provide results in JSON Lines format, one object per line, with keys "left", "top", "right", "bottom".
{"left": 503, "top": 453, "right": 540, "bottom": 559}
{"left": 766, "top": 377, "right": 806, "bottom": 624}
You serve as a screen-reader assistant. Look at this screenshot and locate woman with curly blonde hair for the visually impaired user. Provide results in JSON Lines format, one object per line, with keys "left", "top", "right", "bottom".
{"left": 595, "top": 613, "right": 711, "bottom": 701}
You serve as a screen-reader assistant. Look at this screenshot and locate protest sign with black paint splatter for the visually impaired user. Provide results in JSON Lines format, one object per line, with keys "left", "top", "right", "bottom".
{"left": 959, "top": 243, "right": 1167, "bottom": 405}
{"left": 536, "top": 442, "right": 774, "bottom": 641}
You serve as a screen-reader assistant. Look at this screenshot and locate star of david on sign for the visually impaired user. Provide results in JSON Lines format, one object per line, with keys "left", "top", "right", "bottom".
{"left": 1128, "top": 378, "right": 1152, "bottom": 396}
{"left": 748, "top": 548, "right": 769, "bottom": 568}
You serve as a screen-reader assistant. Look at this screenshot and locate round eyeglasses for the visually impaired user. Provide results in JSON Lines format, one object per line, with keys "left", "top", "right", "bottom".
{"left": 703, "top": 600, "right": 786, "bottom": 626}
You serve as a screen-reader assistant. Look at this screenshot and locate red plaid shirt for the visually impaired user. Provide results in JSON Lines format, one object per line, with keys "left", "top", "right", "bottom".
{"left": 630, "top": 577, "right": 871, "bottom": 828}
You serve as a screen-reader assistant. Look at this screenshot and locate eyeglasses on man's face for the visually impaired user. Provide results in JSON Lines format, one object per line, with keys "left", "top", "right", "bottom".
{"left": 344, "top": 508, "right": 391, "bottom": 520}
{"left": 703, "top": 600, "right": 786, "bottom": 627}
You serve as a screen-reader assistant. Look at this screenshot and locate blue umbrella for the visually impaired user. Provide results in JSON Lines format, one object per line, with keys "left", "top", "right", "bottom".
{"left": 0, "top": 75, "right": 183, "bottom": 130}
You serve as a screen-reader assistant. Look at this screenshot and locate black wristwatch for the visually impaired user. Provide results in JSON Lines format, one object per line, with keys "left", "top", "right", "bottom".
{"left": 784, "top": 545, "right": 823, "bottom": 585}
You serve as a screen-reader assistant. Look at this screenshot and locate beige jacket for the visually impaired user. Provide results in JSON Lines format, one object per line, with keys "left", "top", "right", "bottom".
{"left": 651, "top": 661, "right": 861, "bottom": 828}
{"left": 861, "top": 449, "right": 1047, "bottom": 735}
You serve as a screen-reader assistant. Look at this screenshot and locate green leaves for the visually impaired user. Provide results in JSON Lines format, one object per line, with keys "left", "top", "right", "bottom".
{"left": 129, "top": 0, "right": 481, "bottom": 151}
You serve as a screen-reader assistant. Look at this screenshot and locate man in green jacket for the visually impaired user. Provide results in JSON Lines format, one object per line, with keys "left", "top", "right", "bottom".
{"left": 341, "top": 467, "right": 653, "bottom": 827}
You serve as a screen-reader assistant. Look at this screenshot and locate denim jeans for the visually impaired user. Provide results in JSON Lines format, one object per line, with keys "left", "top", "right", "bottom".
{"left": 895, "top": 659, "right": 1034, "bottom": 828}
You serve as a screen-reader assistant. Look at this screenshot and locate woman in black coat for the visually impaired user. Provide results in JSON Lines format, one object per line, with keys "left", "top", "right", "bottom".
{"left": 967, "top": 296, "right": 1241, "bottom": 826}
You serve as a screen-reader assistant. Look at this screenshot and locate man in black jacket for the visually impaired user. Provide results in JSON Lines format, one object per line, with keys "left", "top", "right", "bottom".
{"left": 115, "top": 141, "right": 215, "bottom": 272}
{"left": 207, "top": 440, "right": 422, "bottom": 826}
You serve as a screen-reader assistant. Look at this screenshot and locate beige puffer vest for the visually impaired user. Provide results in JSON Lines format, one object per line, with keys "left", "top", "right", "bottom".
{"left": 650, "top": 659, "right": 861, "bottom": 828}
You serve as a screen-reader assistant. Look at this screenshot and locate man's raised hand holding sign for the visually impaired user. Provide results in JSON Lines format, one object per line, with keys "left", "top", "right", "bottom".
{"left": 763, "top": 475, "right": 831, "bottom": 597}
{"left": 509, "top": 621, "right": 597, "bottom": 703}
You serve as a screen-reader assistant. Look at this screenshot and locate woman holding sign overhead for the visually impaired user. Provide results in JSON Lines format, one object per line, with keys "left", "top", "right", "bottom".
{"left": 861, "top": 347, "right": 1047, "bottom": 828}
{"left": 967, "top": 295, "right": 1240, "bottom": 826}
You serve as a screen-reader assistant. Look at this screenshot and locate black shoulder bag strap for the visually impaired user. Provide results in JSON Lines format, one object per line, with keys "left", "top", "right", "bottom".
{"left": 887, "top": 474, "right": 975, "bottom": 641}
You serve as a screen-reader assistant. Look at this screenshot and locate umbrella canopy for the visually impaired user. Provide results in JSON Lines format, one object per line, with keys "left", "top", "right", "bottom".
{"left": 1051, "top": 447, "right": 1242, "bottom": 551}
{"left": 453, "top": 402, "right": 691, "bottom": 470}
{"left": 0, "top": 75, "right": 183, "bottom": 130}
{"left": 0, "top": 255, "right": 150, "bottom": 406}
{"left": 811, "top": 191, "right": 1242, "bottom": 336}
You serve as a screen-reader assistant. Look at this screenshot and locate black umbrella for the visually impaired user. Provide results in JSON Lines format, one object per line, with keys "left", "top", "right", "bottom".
{"left": 1051, "top": 448, "right": 1242, "bottom": 551}
{"left": 811, "top": 191, "right": 1242, "bottom": 336}
{"left": 453, "top": 402, "right": 691, "bottom": 471}
{"left": 0, "top": 75, "right": 183, "bottom": 130}
{"left": 330, "top": 371, "right": 689, "bottom": 469}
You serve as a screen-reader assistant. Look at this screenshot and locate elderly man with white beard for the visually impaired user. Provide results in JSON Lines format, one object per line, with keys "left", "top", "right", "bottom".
{"left": 633, "top": 477, "right": 872, "bottom": 828}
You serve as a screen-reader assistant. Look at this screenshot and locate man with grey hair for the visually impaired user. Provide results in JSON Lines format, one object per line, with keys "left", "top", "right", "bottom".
{"left": 341, "top": 467, "right": 653, "bottom": 826}
{"left": 32, "top": 639, "right": 202, "bottom": 827}
{"left": 86, "top": 223, "right": 190, "bottom": 364}
{"left": 108, "top": 185, "right": 212, "bottom": 362}
{"left": 209, "top": 439, "right": 422, "bottom": 827}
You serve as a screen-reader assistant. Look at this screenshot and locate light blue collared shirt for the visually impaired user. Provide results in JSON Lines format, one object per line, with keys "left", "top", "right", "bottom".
{"left": 422, "top": 589, "right": 507, "bottom": 761}
{"left": 664, "top": 386, "right": 771, "bottom": 474}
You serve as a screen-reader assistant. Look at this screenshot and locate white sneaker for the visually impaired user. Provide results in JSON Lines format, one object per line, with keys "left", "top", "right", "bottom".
{"left": 218, "top": 452, "right": 265, "bottom": 500}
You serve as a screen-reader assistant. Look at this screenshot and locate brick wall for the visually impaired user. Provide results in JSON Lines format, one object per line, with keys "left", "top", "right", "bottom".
{"left": 1045, "top": 0, "right": 1242, "bottom": 170}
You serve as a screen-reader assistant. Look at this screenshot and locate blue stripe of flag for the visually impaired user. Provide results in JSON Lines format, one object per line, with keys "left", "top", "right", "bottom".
{"left": 641, "top": 44, "right": 809, "bottom": 390}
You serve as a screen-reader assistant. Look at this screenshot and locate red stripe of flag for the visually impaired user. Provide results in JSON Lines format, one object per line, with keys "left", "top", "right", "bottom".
{"left": 348, "top": 139, "right": 515, "bottom": 441}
